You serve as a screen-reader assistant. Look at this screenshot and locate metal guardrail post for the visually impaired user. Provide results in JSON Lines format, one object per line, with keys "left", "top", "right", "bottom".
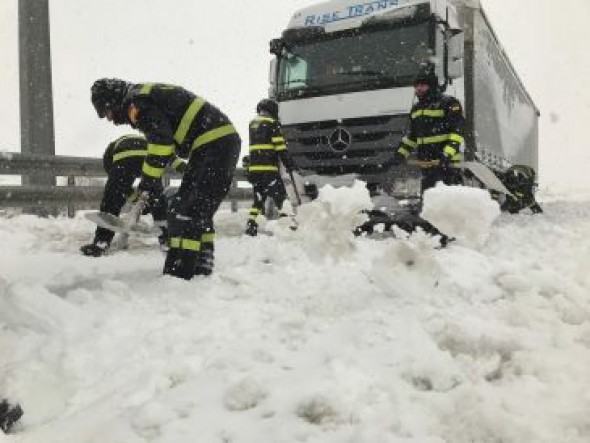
{"left": 19, "top": 0, "right": 56, "bottom": 188}
{"left": 231, "top": 180, "right": 238, "bottom": 213}
{"left": 67, "top": 176, "right": 75, "bottom": 218}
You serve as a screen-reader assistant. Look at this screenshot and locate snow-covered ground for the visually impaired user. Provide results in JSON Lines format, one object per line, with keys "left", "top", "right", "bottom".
{"left": 1, "top": 184, "right": 590, "bottom": 443}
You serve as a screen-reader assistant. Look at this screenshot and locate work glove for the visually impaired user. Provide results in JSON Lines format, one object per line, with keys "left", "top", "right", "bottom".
{"left": 80, "top": 242, "right": 108, "bottom": 257}
{"left": 390, "top": 152, "right": 407, "bottom": 167}
{"left": 174, "top": 161, "right": 187, "bottom": 174}
{"left": 137, "top": 178, "right": 157, "bottom": 196}
{"left": 439, "top": 151, "right": 452, "bottom": 170}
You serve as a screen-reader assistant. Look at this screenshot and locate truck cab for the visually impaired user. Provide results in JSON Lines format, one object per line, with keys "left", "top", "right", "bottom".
{"left": 269, "top": 0, "right": 539, "bottom": 196}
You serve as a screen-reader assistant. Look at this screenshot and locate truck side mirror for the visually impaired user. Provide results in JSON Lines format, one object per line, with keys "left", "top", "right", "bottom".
{"left": 269, "top": 59, "right": 277, "bottom": 97}
{"left": 447, "top": 29, "right": 464, "bottom": 79}
{"left": 269, "top": 59, "right": 277, "bottom": 86}
{"left": 270, "top": 38, "right": 284, "bottom": 55}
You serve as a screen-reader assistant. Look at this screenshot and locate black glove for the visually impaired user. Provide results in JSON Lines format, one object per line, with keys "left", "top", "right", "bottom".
{"left": 175, "top": 161, "right": 187, "bottom": 174}
{"left": 439, "top": 152, "right": 452, "bottom": 170}
{"left": 80, "top": 243, "right": 108, "bottom": 257}
{"left": 137, "top": 178, "right": 159, "bottom": 197}
{"left": 390, "top": 152, "right": 406, "bottom": 167}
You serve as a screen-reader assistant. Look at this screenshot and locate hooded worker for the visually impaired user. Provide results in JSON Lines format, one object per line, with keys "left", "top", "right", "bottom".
{"left": 244, "top": 98, "right": 297, "bottom": 236}
{"left": 391, "top": 67, "right": 465, "bottom": 191}
{"left": 80, "top": 134, "right": 186, "bottom": 257}
{"left": 91, "top": 78, "right": 240, "bottom": 279}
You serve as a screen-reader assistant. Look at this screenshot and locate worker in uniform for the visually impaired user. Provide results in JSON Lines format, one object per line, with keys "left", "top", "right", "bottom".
{"left": 244, "top": 98, "right": 297, "bottom": 236}
{"left": 373, "top": 68, "right": 466, "bottom": 246}
{"left": 91, "top": 78, "right": 240, "bottom": 279}
{"left": 498, "top": 165, "right": 543, "bottom": 214}
{"left": 391, "top": 68, "right": 465, "bottom": 190}
{"left": 80, "top": 134, "right": 186, "bottom": 257}
{"left": 0, "top": 398, "right": 23, "bottom": 434}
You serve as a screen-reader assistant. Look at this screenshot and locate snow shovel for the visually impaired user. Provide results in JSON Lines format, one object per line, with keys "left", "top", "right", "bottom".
{"left": 279, "top": 162, "right": 306, "bottom": 230}
{"left": 408, "top": 159, "right": 513, "bottom": 196}
{"left": 85, "top": 193, "right": 160, "bottom": 248}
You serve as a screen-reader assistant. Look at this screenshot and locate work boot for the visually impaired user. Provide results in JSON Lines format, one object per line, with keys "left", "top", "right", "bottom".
{"left": 80, "top": 241, "right": 109, "bottom": 257}
{"left": 194, "top": 245, "right": 214, "bottom": 277}
{"left": 163, "top": 249, "right": 199, "bottom": 280}
{"left": 245, "top": 220, "right": 258, "bottom": 237}
{"left": 0, "top": 400, "right": 23, "bottom": 434}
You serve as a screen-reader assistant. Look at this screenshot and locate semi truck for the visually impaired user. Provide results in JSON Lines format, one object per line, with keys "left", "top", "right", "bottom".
{"left": 268, "top": 0, "right": 539, "bottom": 202}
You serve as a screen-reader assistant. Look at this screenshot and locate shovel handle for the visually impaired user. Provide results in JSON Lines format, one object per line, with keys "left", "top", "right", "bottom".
{"left": 126, "top": 192, "right": 149, "bottom": 226}
{"left": 407, "top": 159, "right": 442, "bottom": 169}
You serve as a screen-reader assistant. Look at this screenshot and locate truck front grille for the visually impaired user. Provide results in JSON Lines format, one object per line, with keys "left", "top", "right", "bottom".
{"left": 283, "top": 114, "right": 408, "bottom": 175}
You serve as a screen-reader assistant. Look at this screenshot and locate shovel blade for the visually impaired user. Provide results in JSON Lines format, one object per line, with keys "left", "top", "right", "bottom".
{"left": 85, "top": 211, "right": 160, "bottom": 236}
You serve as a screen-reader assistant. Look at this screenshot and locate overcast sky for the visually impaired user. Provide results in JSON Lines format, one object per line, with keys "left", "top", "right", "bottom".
{"left": 1, "top": 0, "right": 589, "bottom": 192}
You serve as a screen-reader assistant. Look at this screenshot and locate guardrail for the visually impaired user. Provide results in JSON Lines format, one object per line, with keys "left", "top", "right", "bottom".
{"left": 0, "top": 152, "right": 251, "bottom": 215}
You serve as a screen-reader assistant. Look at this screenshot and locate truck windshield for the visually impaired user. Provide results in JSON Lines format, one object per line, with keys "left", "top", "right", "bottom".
{"left": 277, "top": 21, "right": 432, "bottom": 100}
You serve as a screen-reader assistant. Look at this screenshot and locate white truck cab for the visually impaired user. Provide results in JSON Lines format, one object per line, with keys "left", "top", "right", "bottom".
{"left": 268, "top": 0, "right": 539, "bottom": 193}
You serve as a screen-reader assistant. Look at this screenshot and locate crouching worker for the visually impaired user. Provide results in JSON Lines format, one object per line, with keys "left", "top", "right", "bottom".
{"left": 90, "top": 79, "right": 240, "bottom": 279}
{"left": 498, "top": 165, "right": 543, "bottom": 214}
{"left": 245, "top": 98, "right": 297, "bottom": 236}
{"left": 80, "top": 134, "right": 186, "bottom": 257}
{"left": 0, "top": 398, "right": 23, "bottom": 434}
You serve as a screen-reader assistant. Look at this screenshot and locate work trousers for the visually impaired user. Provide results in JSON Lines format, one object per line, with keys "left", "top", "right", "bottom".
{"left": 248, "top": 172, "right": 287, "bottom": 222}
{"left": 164, "top": 133, "right": 241, "bottom": 279}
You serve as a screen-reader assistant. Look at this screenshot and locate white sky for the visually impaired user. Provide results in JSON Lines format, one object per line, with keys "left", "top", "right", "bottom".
{"left": 1, "top": 184, "right": 590, "bottom": 442}
{"left": 1, "top": 0, "right": 590, "bottom": 192}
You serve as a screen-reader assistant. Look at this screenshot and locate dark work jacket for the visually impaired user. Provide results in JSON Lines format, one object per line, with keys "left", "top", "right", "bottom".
{"left": 120, "top": 83, "right": 235, "bottom": 188}
{"left": 248, "top": 115, "right": 295, "bottom": 176}
{"left": 103, "top": 134, "right": 185, "bottom": 175}
{"left": 397, "top": 92, "right": 465, "bottom": 162}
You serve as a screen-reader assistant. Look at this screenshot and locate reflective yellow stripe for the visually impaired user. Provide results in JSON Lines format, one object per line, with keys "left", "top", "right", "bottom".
{"left": 174, "top": 97, "right": 206, "bottom": 145}
{"left": 411, "top": 109, "right": 445, "bottom": 119}
{"left": 113, "top": 150, "right": 147, "bottom": 162}
{"left": 249, "top": 208, "right": 259, "bottom": 220}
{"left": 142, "top": 163, "right": 165, "bottom": 178}
{"left": 275, "top": 145, "right": 287, "bottom": 151}
{"left": 451, "top": 153, "right": 462, "bottom": 162}
{"left": 448, "top": 133, "right": 464, "bottom": 144}
{"left": 417, "top": 135, "right": 449, "bottom": 145}
{"left": 424, "top": 110, "right": 445, "bottom": 117}
{"left": 169, "top": 237, "right": 201, "bottom": 251}
{"left": 201, "top": 233, "right": 215, "bottom": 243}
{"left": 192, "top": 124, "right": 236, "bottom": 151}
{"left": 399, "top": 147, "right": 411, "bottom": 157}
{"left": 249, "top": 144, "right": 274, "bottom": 151}
{"left": 402, "top": 136, "right": 418, "bottom": 148}
{"left": 140, "top": 83, "right": 154, "bottom": 95}
{"left": 249, "top": 165, "right": 278, "bottom": 172}
{"left": 147, "top": 143, "right": 174, "bottom": 156}
{"left": 272, "top": 136, "right": 285, "bottom": 143}
{"left": 443, "top": 145, "right": 458, "bottom": 157}
{"left": 181, "top": 239, "right": 200, "bottom": 251}
{"left": 255, "top": 116, "right": 276, "bottom": 123}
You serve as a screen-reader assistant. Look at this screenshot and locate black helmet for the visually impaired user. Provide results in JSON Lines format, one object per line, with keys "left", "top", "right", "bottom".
{"left": 256, "top": 98, "right": 279, "bottom": 119}
{"left": 414, "top": 68, "right": 439, "bottom": 91}
{"left": 91, "top": 78, "right": 128, "bottom": 118}
{"left": 503, "top": 165, "right": 537, "bottom": 191}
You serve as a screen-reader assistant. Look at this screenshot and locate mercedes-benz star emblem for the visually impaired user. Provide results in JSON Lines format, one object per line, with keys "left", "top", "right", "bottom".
{"left": 328, "top": 128, "right": 352, "bottom": 152}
